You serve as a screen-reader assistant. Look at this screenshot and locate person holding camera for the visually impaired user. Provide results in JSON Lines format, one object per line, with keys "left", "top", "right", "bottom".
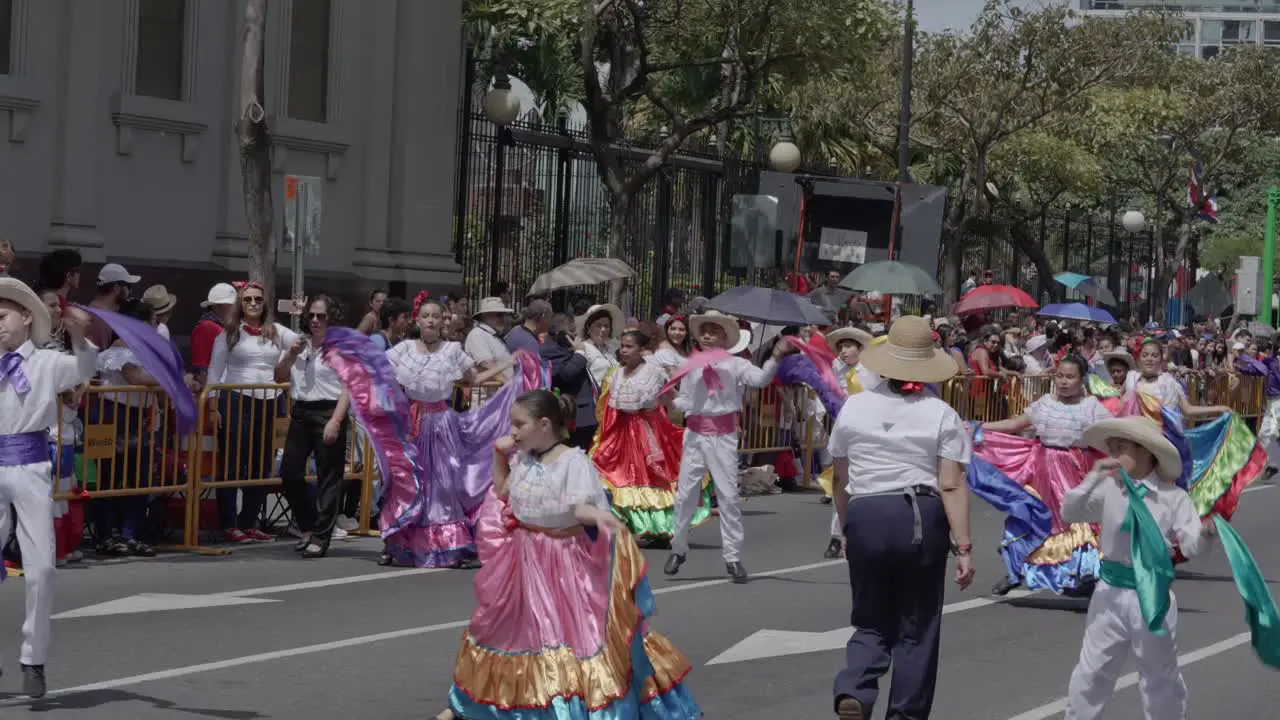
{"left": 537, "top": 313, "right": 597, "bottom": 450}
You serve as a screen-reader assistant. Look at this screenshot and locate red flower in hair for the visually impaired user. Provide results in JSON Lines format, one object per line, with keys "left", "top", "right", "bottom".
{"left": 412, "top": 289, "right": 431, "bottom": 317}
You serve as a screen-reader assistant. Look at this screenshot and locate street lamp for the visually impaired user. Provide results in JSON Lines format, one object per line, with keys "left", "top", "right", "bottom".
{"left": 483, "top": 67, "right": 521, "bottom": 126}
{"left": 769, "top": 122, "right": 801, "bottom": 173}
{"left": 1121, "top": 210, "right": 1146, "bottom": 233}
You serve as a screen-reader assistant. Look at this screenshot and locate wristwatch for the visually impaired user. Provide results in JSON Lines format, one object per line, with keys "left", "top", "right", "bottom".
{"left": 951, "top": 543, "right": 973, "bottom": 557}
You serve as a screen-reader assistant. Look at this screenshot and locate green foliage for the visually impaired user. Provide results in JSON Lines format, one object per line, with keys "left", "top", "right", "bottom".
{"left": 1200, "top": 135, "right": 1280, "bottom": 274}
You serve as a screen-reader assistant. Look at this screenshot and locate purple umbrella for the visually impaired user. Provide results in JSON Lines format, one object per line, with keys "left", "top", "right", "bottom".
{"left": 1038, "top": 303, "right": 1116, "bottom": 325}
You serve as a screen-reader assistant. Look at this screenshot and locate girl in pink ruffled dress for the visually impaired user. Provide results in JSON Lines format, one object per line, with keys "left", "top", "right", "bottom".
{"left": 437, "top": 389, "right": 699, "bottom": 720}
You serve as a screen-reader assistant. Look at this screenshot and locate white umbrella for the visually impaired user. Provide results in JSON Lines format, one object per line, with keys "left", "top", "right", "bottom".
{"left": 528, "top": 258, "right": 634, "bottom": 295}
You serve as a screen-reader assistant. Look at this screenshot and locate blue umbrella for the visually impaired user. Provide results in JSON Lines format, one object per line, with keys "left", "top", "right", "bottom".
{"left": 1053, "top": 272, "right": 1118, "bottom": 307}
{"left": 707, "top": 286, "right": 830, "bottom": 326}
{"left": 1039, "top": 303, "right": 1116, "bottom": 325}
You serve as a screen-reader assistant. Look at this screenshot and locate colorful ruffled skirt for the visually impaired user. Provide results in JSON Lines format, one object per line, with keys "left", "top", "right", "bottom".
{"left": 447, "top": 493, "right": 701, "bottom": 719}
{"left": 591, "top": 406, "right": 711, "bottom": 539}
{"left": 966, "top": 429, "right": 1102, "bottom": 594}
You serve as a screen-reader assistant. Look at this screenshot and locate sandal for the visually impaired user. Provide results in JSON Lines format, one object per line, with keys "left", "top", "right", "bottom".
{"left": 125, "top": 538, "right": 156, "bottom": 557}
{"left": 300, "top": 543, "right": 327, "bottom": 559}
{"left": 293, "top": 536, "right": 312, "bottom": 552}
{"left": 96, "top": 538, "right": 129, "bottom": 557}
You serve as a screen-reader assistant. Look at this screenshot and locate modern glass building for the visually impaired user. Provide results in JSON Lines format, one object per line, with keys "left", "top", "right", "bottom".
{"left": 1080, "top": 1, "right": 1280, "bottom": 58}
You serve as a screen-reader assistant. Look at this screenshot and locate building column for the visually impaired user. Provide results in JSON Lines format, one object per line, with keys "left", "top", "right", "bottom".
{"left": 46, "top": 0, "right": 108, "bottom": 259}
{"left": 352, "top": 0, "right": 463, "bottom": 288}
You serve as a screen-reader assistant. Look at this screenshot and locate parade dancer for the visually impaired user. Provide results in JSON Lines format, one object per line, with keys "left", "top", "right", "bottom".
{"left": 590, "top": 330, "right": 711, "bottom": 543}
{"left": 1062, "top": 416, "right": 1214, "bottom": 720}
{"left": 817, "top": 328, "right": 876, "bottom": 558}
{"left": 436, "top": 389, "right": 700, "bottom": 720}
{"left": 663, "top": 310, "right": 788, "bottom": 584}
{"left": 0, "top": 279, "right": 96, "bottom": 698}
{"left": 1087, "top": 350, "right": 1134, "bottom": 416}
{"left": 968, "top": 356, "right": 1113, "bottom": 596}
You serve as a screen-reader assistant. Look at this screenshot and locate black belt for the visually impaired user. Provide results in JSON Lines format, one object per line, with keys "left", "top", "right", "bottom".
{"left": 853, "top": 485, "right": 940, "bottom": 547}
{"left": 294, "top": 399, "right": 339, "bottom": 410}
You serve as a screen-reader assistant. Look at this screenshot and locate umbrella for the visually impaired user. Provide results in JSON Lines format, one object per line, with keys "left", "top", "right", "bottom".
{"left": 1183, "top": 275, "right": 1231, "bottom": 317}
{"left": 527, "top": 258, "right": 634, "bottom": 295}
{"left": 1054, "top": 271, "right": 1118, "bottom": 307}
{"left": 1038, "top": 303, "right": 1117, "bottom": 325}
{"left": 839, "top": 260, "right": 942, "bottom": 296}
{"left": 706, "top": 286, "right": 830, "bottom": 326}
{"left": 951, "top": 284, "right": 1038, "bottom": 316}
{"left": 1244, "top": 322, "right": 1275, "bottom": 339}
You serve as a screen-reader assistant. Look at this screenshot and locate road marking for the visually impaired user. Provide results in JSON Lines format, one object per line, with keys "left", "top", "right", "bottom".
{"left": 707, "top": 590, "right": 1035, "bottom": 665}
{"left": 1244, "top": 483, "right": 1274, "bottom": 494}
{"left": 1004, "top": 632, "right": 1250, "bottom": 720}
{"left": 52, "top": 568, "right": 442, "bottom": 620}
{"left": 13, "top": 557, "right": 847, "bottom": 700}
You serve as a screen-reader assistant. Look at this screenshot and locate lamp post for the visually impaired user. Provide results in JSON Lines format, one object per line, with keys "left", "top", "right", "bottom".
{"left": 748, "top": 115, "right": 800, "bottom": 285}
{"left": 483, "top": 66, "right": 521, "bottom": 290}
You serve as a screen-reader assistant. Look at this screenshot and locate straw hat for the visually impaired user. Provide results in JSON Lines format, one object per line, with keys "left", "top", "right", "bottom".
{"left": 689, "top": 310, "right": 741, "bottom": 350}
{"left": 859, "top": 315, "right": 958, "bottom": 383}
{"left": 0, "top": 278, "right": 50, "bottom": 346}
{"left": 1082, "top": 417, "right": 1182, "bottom": 483}
{"left": 472, "top": 297, "right": 515, "bottom": 319}
{"left": 1102, "top": 350, "right": 1135, "bottom": 372}
{"left": 142, "top": 284, "right": 177, "bottom": 315}
{"left": 826, "top": 328, "right": 874, "bottom": 350}
{"left": 575, "top": 303, "right": 624, "bottom": 340}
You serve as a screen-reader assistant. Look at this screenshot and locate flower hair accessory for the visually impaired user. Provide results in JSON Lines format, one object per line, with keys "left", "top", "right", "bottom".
{"left": 232, "top": 280, "right": 264, "bottom": 292}
{"left": 412, "top": 289, "right": 431, "bottom": 317}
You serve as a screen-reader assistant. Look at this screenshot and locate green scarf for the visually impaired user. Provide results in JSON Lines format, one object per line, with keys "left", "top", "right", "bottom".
{"left": 1213, "top": 516, "right": 1280, "bottom": 669}
{"left": 1097, "top": 470, "right": 1175, "bottom": 635}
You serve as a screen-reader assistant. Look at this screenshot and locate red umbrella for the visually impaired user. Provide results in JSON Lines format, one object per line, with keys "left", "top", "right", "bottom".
{"left": 952, "top": 284, "right": 1038, "bottom": 316}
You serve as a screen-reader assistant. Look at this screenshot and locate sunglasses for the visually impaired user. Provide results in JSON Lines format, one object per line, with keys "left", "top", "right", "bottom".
{"left": 307, "top": 312, "right": 327, "bottom": 321}
{"left": 242, "top": 296, "right": 264, "bottom": 305}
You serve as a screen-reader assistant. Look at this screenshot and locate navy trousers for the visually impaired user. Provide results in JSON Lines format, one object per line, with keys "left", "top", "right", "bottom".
{"left": 833, "top": 492, "right": 950, "bottom": 719}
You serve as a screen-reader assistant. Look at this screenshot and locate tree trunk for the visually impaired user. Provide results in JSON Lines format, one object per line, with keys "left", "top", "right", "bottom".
{"left": 1152, "top": 219, "right": 1194, "bottom": 326}
{"left": 1007, "top": 223, "right": 1060, "bottom": 304}
{"left": 941, "top": 229, "right": 963, "bottom": 306}
{"left": 239, "top": 0, "right": 275, "bottom": 300}
{"left": 606, "top": 191, "right": 633, "bottom": 305}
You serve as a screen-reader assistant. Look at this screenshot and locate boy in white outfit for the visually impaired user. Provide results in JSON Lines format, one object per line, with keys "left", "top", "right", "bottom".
{"left": 821, "top": 327, "right": 878, "bottom": 559}
{"left": 1062, "top": 416, "right": 1215, "bottom": 720}
{"left": 664, "top": 310, "right": 789, "bottom": 584}
{"left": 0, "top": 279, "right": 96, "bottom": 697}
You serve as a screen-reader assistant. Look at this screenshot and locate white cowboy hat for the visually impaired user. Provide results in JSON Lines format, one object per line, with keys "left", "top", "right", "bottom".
{"left": 728, "top": 328, "right": 753, "bottom": 355}
{"left": 472, "top": 297, "right": 515, "bottom": 319}
{"left": 1082, "top": 417, "right": 1182, "bottom": 483}
{"left": 859, "top": 315, "right": 958, "bottom": 383}
{"left": 1025, "top": 334, "right": 1049, "bottom": 354}
{"left": 1102, "top": 350, "right": 1135, "bottom": 372}
{"left": 0, "top": 278, "right": 50, "bottom": 346}
{"left": 575, "top": 303, "right": 624, "bottom": 340}
{"left": 826, "top": 327, "right": 874, "bottom": 350}
{"left": 689, "top": 310, "right": 741, "bottom": 351}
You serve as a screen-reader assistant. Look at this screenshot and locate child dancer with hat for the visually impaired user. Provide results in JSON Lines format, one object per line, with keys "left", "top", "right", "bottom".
{"left": 0, "top": 278, "right": 96, "bottom": 697}
{"left": 1062, "top": 416, "right": 1215, "bottom": 719}
{"left": 662, "top": 310, "right": 790, "bottom": 584}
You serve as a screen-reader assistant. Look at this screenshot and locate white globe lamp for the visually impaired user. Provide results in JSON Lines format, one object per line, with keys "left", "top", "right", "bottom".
{"left": 1121, "top": 210, "right": 1146, "bottom": 233}
{"left": 483, "top": 70, "right": 521, "bottom": 126}
{"left": 770, "top": 129, "right": 802, "bottom": 173}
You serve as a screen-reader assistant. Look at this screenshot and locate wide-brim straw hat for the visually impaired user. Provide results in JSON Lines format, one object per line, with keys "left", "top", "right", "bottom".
{"left": 0, "top": 278, "right": 50, "bottom": 346}
{"left": 575, "top": 303, "right": 624, "bottom": 339}
{"left": 689, "top": 310, "right": 741, "bottom": 350}
{"left": 472, "top": 297, "right": 516, "bottom": 319}
{"left": 1102, "top": 350, "right": 1135, "bottom": 372}
{"left": 826, "top": 327, "right": 874, "bottom": 350}
{"left": 142, "top": 284, "right": 177, "bottom": 315}
{"left": 1083, "top": 417, "right": 1182, "bottom": 483}
{"left": 860, "top": 315, "right": 958, "bottom": 383}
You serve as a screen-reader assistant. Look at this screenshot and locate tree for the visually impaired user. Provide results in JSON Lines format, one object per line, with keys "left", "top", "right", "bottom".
{"left": 1087, "top": 46, "right": 1280, "bottom": 318}
{"left": 1200, "top": 135, "right": 1280, "bottom": 274}
{"left": 238, "top": 0, "right": 274, "bottom": 299}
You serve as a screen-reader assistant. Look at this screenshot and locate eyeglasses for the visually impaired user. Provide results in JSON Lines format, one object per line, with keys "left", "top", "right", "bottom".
{"left": 242, "top": 296, "right": 264, "bottom": 305}
{"left": 307, "top": 312, "right": 327, "bottom": 321}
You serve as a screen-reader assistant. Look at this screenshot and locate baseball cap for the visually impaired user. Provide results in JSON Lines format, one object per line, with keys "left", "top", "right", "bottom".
{"left": 201, "top": 282, "right": 238, "bottom": 308}
{"left": 97, "top": 263, "right": 141, "bottom": 286}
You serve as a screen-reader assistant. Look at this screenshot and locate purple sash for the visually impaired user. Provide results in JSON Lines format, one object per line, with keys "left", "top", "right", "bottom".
{"left": 0, "top": 432, "right": 53, "bottom": 467}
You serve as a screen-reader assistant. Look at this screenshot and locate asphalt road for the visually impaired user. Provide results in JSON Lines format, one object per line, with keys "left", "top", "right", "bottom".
{"left": 1, "top": 480, "right": 1279, "bottom": 719}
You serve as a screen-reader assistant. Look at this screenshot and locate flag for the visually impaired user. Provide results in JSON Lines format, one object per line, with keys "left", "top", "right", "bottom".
{"left": 1188, "top": 161, "right": 1219, "bottom": 224}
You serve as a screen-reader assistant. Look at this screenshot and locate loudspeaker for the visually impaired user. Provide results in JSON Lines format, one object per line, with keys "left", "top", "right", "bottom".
{"left": 1237, "top": 256, "right": 1262, "bottom": 315}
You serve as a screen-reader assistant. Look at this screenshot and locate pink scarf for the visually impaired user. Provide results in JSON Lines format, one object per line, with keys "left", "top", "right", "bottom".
{"left": 660, "top": 349, "right": 732, "bottom": 397}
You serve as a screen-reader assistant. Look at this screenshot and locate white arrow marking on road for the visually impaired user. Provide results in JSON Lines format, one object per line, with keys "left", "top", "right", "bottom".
{"left": 706, "top": 590, "right": 1035, "bottom": 665}
{"left": 52, "top": 568, "right": 439, "bottom": 620}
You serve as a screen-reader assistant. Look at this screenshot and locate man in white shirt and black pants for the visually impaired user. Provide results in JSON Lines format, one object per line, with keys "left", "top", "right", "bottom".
{"left": 827, "top": 317, "right": 976, "bottom": 720}
{"left": 276, "top": 296, "right": 350, "bottom": 559}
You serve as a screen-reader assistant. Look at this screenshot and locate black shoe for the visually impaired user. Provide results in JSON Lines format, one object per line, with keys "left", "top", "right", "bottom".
{"left": 836, "top": 695, "right": 867, "bottom": 720}
{"left": 820, "top": 495, "right": 833, "bottom": 505}
{"left": 293, "top": 538, "right": 311, "bottom": 552}
{"left": 663, "top": 553, "right": 685, "bottom": 576}
{"left": 300, "top": 543, "right": 328, "bottom": 559}
{"left": 377, "top": 552, "right": 394, "bottom": 567}
{"left": 991, "top": 578, "right": 1020, "bottom": 596}
{"left": 823, "top": 537, "right": 843, "bottom": 559}
{"left": 726, "top": 561, "right": 748, "bottom": 584}
{"left": 21, "top": 663, "right": 45, "bottom": 699}
{"left": 124, "top": 538, "right": 155, "bottom": 558}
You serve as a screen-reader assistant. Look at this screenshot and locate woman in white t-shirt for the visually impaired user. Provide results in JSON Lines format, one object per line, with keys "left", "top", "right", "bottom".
{"left": 207, "top": 281, "right": 298, "bottom": 544}
{"left": 826, "top": 316, "right": 974, "bottom": 720}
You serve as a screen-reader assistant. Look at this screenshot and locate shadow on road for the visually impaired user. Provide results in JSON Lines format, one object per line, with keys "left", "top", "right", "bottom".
{"left": 0, "top": 688, "right": 264, "bottom": 718}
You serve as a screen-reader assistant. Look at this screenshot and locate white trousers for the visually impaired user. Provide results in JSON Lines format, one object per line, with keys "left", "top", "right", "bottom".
{"left": 1066, "top": 582, "right": 1186, "bottom": 720}
{"left": 1258, "top": 396, "right": 1280, "bottom": 469}
{"left": 0, "top": 463, "right": 55, "bottom": 668}
{"left": 672, "top": 430, "right": 743, "bottom": 562}
{"left": 829, "top": 507, "right": 841, "bottom": 538}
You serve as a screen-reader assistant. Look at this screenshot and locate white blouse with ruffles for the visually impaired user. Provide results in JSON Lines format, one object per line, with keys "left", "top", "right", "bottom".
{"left": 1024, "top": 394, "right": 1113, "bottom": 448}
{"left": 507, "top": 448, "right": 609, "bottom": 529}
{"left": 607, "top": 361, "right": 667, "bottom": 412}
{"left": 386, "top": 340, "right": 474, "bottom": 403}
{"left": 97, "top": 346, "right": 151, "bottom": 408}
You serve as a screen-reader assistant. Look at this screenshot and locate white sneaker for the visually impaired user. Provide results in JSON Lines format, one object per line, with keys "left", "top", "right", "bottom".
{"left": 336, "top": 515, "right": 359, "bottom": 532}
{"left": 67, "top": 550, "right": 83, "bottom": 563}
{"left": 332, "top": 526, "right": 349, "bottom": 540}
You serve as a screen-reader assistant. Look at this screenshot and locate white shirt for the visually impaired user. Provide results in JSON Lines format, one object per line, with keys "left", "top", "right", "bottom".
{"left": 827, "top": 386, "right": 971, "bottom": 496}
{"left": 97, "top": 346, "right": 152, "bottom": 408}
{"left": 157, "top": 323, "right": 171, "bottom": 341}
{"left": 1126, "top": 371, "right": 1186, "bottom": 412}
{"left": 582, "top": 340, "right": 620, "bottom": 390}
{"left": 671, "top": 356, "right": 779, "bottom": 416}
{"left": 207, "top": 323, "right": 298, "bottom": 399}
{"left": 288, "top": 337, "right": 343, "bottom": 402}
{"left": 651, "top": 347, "right": 686, "bottom": 374}
{"left": 1061, "top": 470, "right": 1208, "bottom": 565}
{"left": 1024, "top": 395, "right": 1112, "bottom": 448}
{"left": 608, "top": 361, "right": 667, "bottom": 411}
{"left": 464, "top": 323, "right": 511, "bottom": 368}
{"left": 0, "top": 340, "right": 97, "bottom": 435}
{"left": 507, "top": 448, "right": 609, "bottom": 529}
